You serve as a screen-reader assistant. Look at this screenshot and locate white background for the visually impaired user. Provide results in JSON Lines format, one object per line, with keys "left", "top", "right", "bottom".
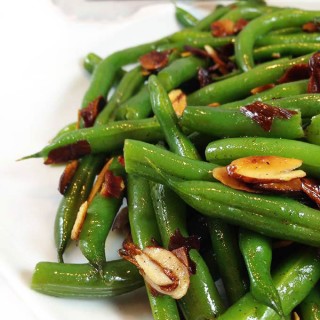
{"left": 0, "top": 1, "right": 318, "bottom": 319}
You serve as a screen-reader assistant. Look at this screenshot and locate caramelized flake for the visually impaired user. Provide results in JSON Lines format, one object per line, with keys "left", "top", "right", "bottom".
{"left": 212, "top": 166, "right": 258, "bottom": 193}
{"left": 100, "top": 171, "right": 125, "bottom": 198}
{"left": 79, "top": 96, "right": 106, "bottom": 128}
{"left": 198, "top": 67, "right": 212, "bottom": 88}
{"left": 208, "top": 102, "right": 221, "bottom": 107}
{"left": 117, "top": 155, "right": 125, "bottom": 167}
{"left": 308, "top": 52, "right": 320, "bottom": 93}
{"left": 302, "top": 21, "right": 320, "bottom": 33}
{"left": 301, "top": 178, "right": 320, "bottom": 208}
{"left": 240, "top": 101, "right": 298, "bottom": 132}
{"left": 233, "top": 18, "right": 248, "bottom": 34}
{"left": 58, "top": 160, "right": 78, "bottom": 195}
{"left": 211, "top": 19, "right": 235, "bottom": 37}
{"left": 250, "top": 83, "right": 275, "bottom": 95}
{"left": 139, "top": 50, "right": 171, "bottom": 71}
{"left": 278, "top": 63, "right": 310, "bottom": 84}
{"left": 168, "top": 229, "right": 200, "bottom": 275}
{"left": 45, "top": 140, "right": 91, "bottom": 164}
{"left": 253, "top": 178, "right": 302, "bottom": 193}
{"left": 211, "top": 18, "right": 247, "bottom": 37}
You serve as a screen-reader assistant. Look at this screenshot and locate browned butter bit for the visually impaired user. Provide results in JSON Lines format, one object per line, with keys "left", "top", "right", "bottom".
{"left": 139, "top": 50, "right": 171, "bottom": 71}
{"left": 302, "top": 20, "right": 320, "bottom": 33}
{"left": 100, "top": 171, "right": 125, "bottom": 199}
{"left": 79, "top": 96, "right": 106, "bottom": 128}
{"left": 45, "top": 140, "right": 91, "bottom": 164}
{"left": 240, "top": 101, "right": 297, "bottom": 132}
{"left": 58, "top": 160, "right": 78, "bottom": 195}
{"left": 308, "top": 52, "right": 320, "bottom": 93}
{"left": 301, "top": 178, "right": 320, "bottom": 208}
{"left": 277, "top": 63, "right": 310, "bottom": 84}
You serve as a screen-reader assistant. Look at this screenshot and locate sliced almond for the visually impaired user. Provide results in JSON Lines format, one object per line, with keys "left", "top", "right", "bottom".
{"left": 212, "top": 166, "right": 258, "bottom": 193}
{"left": 119, "top": 243, "right": 190, "bottom": 299}
{"left": 253, "top": 178, "right": 302, "bottom": 193}
{"left": 87, "top": 158, "right": 113, "bottom": 204}
{"left": 71, "top": 201, "right": 88, "bottom": 240}
{"left": 301, "top": 178, "right": 320, "bottom": 208}
{"left": 168, "top": 89, "right": 187, "bottom": 117}
{"left": 227, "top": 156, "right": 306, "bottom": 183}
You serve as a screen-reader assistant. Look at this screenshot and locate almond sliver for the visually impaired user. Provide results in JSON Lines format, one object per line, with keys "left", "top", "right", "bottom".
{"left": 212, "top": 166, "right": 258, "bottom": 193}
{"left": 227, "top": 156, "right": 306, "bottom": 183}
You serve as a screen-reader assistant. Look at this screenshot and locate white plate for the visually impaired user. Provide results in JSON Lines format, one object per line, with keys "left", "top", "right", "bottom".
{"left": 0, "top": 1, "right": 318, "bottom": 319}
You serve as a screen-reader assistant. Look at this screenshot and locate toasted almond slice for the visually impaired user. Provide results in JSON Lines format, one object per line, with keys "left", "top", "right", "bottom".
{"left": 119, "top": 243, "right": 190, "bottom": 299}
{"left": 168, "top": 89, "right": 187, "bottom": 117}
{"left": 292, "top": 311, "right": 300, "bottom": 320}
{"left": 212, "top": 166, "right": 258, "bottom": 193}
{"left": 135, "top": 253, "right": 174, "bottom": 286}
{"left": 71, "top": 201, "right": 88, "bottom": 240}
{"left": 227, "top": 156, "right": 306, "bottom": 183}
{"left": 144, "top": 247, "right": 190, "bottom": 299}
{"left": 87, "top": 158, "right": 113, "bottom": 204}
{"left": 253, "top": 178, "right": 302, "bottom": 193}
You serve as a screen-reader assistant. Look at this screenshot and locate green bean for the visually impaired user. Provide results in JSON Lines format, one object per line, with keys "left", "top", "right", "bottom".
{"left": 83, "top": 53, "right": 102, "bottom": 74}
{"left": 168, "top": 30, "right": 235, "bottom": 47}
{"left": 55, "top": 155, "right": 104, "bottom": 262}
{"left": 257, "top": 33, "right": 320, "bottom": 46}
{"left": 235, "top": 9, "right": 320, "bottom": 71}
{"left": 128, "top": 175, "right": 180, "bottom": 320}
{"left": 208, "top": 220, "right": 248, "bottom": 304}
{"left": 150, "top": 182, "right": 226, "bottom": 319}
{"left": 31, "top": 259, "right": 143, "bottom": 298}
{"left": 187, "top": 55, "right": 311, "bottom": 106}
{"left": 239, "top": 230, "right": 283, "bottom": 316}
{"left": 219, "top": 80, "right": 309, "bottom": 109}
{"left": 78, "top": 157, "right": 125, "bottom": 271}
{"left": 175, "top": 6, "right": 198, "bottom": 28}
{"left": 149, "top": 72, "right": 226, "bottom": 318}
{"left": 116, "top": 55, "right": 209, "bottom": 120}
{"left": 50, "top": 122, "right": 77, "bottom": 142}
{"left": 205, "top": 137, "right": 320, "bottom": 178}
{"left": 25, "top": 118, "right": 164, "bottom": 162}
{"left": 180, "top": 106, "right": 303, "bottom": 139}
{"left": 298, "top": 284, "right": 320, "bottom": 320}
{"left": 149, "top": 75, "right": 200, "bottom": 159}
{"left": 254, "top": 43, "right": 320, "bottom": 61}
{"left": 222, "top": 5, "right": 276, "bottom": 22}
{"left": 270, "top": 27, "right": 302, "bottom": 35}
{"left": 306, "top": 114, "right": 320, "bottom": 145}
{"left": 123, "top": 139, "right": 217, "bottom": 184}
{"left": 217, "top": 248, "right": 320, "bottom": 319}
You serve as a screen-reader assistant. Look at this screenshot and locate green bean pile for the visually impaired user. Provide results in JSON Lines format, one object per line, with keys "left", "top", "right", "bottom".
{"left": 26, "top": 1, "right": 320, "bottom": 319}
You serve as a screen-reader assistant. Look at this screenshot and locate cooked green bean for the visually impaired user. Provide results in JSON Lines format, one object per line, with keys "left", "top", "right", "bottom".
{"left": 128, "top": 174, "right": 180, "bottom": 320}
{"left": 180, "top": 106, "right": 303, "bottom": 139}
{"left": 208, "top": 220, "right": 248, "bottom": 304}
{"left": 239, "top": 230, "right": 283, "bottom": 316}
{"left": 31, "top": 259, "right": 143, "bottom": 298}
{"left": 83, "top": 53, "right": 102, "bottom": 74}
{"left": 175, "top": 6, "right": 198, "bottom": 28}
